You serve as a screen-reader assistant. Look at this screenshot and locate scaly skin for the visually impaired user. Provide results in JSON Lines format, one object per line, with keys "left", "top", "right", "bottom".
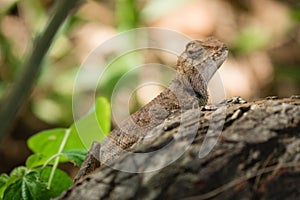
{"left": 74, "top": 37, "right": 228, "bottom": 182}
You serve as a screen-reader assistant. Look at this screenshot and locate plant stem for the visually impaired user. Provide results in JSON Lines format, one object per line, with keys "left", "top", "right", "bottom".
{"left": 0, "top": 0, "right": 85, "bottom": 139}
{"left": 47, "top": 128, "right": 70, "bottom": 189}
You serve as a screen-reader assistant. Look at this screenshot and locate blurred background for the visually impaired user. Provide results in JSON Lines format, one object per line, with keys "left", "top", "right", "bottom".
{"left": 0, "top": 0, "right": 299, "bottom": 174}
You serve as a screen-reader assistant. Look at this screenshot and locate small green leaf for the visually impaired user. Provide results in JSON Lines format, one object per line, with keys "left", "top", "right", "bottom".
{"left": 26, "top": 154, "right": 49, "bottom": 169}
{"left": 69, "top": 96, "right": 111, "bottom": 149}
{"left": 27, "top": 128, "right": 85, "bottom": 164}
{"left": 70, "top": 112, "right": 107, "bottom": 149}
{"left": 3, "top": 170, "right": 50, "bottom": 200}
{"left": 39, "top": 167, "right": 71, "bottom": 198}
{"left": 27, "top": 128, "right": 66, "bottom": 155}
{"left": 1, "top": 167, "right": 31, "bottom": 199}
{"left": 4, "top": 166, "right": 27, "bottom": 190}
{"left": 61, "top": 149, "right": 88, "bottom": 167}
{"left": 95, "top": 97, "right": 111, "bottom": 135}
{"left": 9, "top": 166, "right": 27, "bottom": 179}
{"left": 0, "top": 174, "right": 9, "bottom": 199}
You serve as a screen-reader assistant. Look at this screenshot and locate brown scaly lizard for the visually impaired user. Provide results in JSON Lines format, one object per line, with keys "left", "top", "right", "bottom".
{"left": 74, "top": 37, "right": 228, "bottom": 182}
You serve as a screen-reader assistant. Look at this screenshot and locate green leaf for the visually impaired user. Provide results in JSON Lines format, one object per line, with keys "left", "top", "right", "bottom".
{"left": 27, "top": 128, "right": 85, "bottom": 164}
{"left": 0, "top": 174, "right": 9, "bottom": 199}
{"left": 95, "top": 97, "right": 111, "bottom": 134}
{"left": 26, "top": 128, "right": 86, "bottom": 169}
{"left": 3, "top": 170, "right": 50, "bottom": 200}
{"left": 70, "top": 112, "right": 107, "bottom": 149}
{"left": 25, "top": 154, "right": 49, "bottom": 169}
{"left": 3, "top": 166, "right": 72, "bottom": 200}
{"left": 28, "top": 128, "right": 65, "bottom": 155}
{"left": 61, "top": 149, "right": 88, "bottom": 167}
{"left": 3, "top": 167, "right": 27, "bottom": 191}
{"left": 9, "top": 166, "right": 27, "bottom": 179}
{"left": 3, "top": 179, "right": 24, "bottom": 200}
{"left": 39, "top": 167, "right": 71, "bottom": 198}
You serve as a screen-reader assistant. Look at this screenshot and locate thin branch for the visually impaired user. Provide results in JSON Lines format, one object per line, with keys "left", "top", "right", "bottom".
{"left": 0, "top": 0, "right": 85, "bottom": 139}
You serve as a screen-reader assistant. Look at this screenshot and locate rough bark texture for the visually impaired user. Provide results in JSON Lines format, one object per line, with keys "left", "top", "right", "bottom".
{"left": 57, "top": 96, "right": 300, "bottom": 200}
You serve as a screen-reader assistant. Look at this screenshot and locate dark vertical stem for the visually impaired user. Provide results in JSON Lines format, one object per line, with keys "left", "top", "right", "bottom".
{"left": 0, "top": 0, "right": 85, "bottom": 139}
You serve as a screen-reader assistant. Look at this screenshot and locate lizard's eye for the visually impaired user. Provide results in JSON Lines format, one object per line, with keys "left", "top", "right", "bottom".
{"left": 186, "top": 41, "right": 204, "bottom": 59}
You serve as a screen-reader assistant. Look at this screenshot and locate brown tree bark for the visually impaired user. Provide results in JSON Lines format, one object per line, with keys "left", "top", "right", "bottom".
{"left": 57, "top": 96, "right": 300, "bottom": 200}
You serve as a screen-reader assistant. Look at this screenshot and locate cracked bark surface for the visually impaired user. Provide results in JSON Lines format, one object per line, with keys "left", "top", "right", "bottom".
{"left": 57, "top": 96, "right": 300, "bottom": 200}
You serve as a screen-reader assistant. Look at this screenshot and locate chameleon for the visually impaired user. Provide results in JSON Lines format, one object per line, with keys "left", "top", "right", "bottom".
{"left": 74, "top": 37, "right": 228, "bottom": 182}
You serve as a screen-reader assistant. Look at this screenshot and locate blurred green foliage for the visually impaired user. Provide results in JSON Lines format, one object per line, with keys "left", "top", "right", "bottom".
{"left": 0, "top": 0, "right": 148, "bottom": 127}
{"left": 232, "top": 27, "right": 270, "bottom": 54}
{"left": 275, "top": 65, "right": 300, "bottom": 82}
{"left": 116, "top": 0, "right": 140, "bottom": 30}
{"left": 291, "top": 8, "right": 300, "bottom": 21}
{"left": 0, "top": 0, "right": 299, "bottom": 130}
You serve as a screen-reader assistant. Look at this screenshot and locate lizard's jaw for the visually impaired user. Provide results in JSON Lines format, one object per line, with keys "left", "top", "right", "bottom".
{"left": 215, "top": 45, "right": 228, "bottom": 69}
{"left": 177, "top": 37, "right": 228, "bottom": 83}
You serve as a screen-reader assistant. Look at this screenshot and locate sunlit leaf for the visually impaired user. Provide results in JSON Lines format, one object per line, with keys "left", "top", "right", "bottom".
{"left": 70, "top": 112, "right": 107, "bottom": 149}
{"left": 95, "top": 97, "right": 111, "bottom": 134}
{"left": 26, "top": 154, "right": 49, "bottom": 169}
{"left": 27, "top": 128, "right": 85, "bottom": 167}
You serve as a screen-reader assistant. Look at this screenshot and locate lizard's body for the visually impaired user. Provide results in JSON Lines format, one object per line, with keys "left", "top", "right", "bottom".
{"left": 75, "top": 37, "right": 228, "bottom": 181}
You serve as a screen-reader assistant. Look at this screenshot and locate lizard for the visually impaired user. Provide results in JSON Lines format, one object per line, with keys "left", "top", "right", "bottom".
{"left": 74, "top": 37, "right": 228, "bottom": 182}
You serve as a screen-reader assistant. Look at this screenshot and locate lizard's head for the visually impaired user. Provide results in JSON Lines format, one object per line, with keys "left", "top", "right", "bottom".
{"left": 177, "top": 37, "right": 228, "bottom": 83}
